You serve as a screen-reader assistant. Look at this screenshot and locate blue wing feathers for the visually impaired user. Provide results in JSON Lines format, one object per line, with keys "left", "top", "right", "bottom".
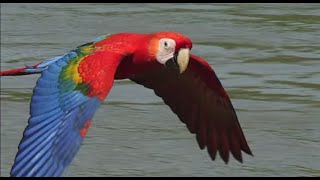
{"left": 40, "top": 70, "right": 59, "bottom": 81}
{"left": 62, "top": 95, "right": 88, "bottom": 111}
{"left": 35, "top": 157, "right": 54, "bottom": 176}
{"left": 16, "top": 142, "right": 53, "bottom": 177}
{"left": 17, "top": 122, "right": 61, "bottom": 161}
{"left": 24, "top": 67, "right": 47, "bottom": 74}
{"left": 19, "top": 124, "right": 56, "bottom": 152}
{"left": 59, "top": 132, "right": 81, "bottom": 166}
{"left": 57, "top": 59, "right": 68, "bottom": 66}
{"left": 55, "top": 107, "right": 87, "bottom": 153}
{"left": 12, "top": 131, "right": 56, "bottom": 176}
{"left": 30, "top": 104, "right": 61, "bottom": 117}
{"left": 30, "top": 100, "right": 60, "bottom": 116}
{"left": 22, "top": 138, "right": 55, "bottom": 176}
{"left": 67, "top": 51, "right": 78, "bottom": 59}
{"left": 31, "top": 94, "right": 57, "bottom": 104}
{"left": 24, "top": 112, "right": 63, "bottom": 137}
{"left": 29, "top": 109, "right": 63, "bottom": 124}
{"left": 10, "top": 46, "right": 120, "bottom": 176}
{"left": 26, "top": 136, "right": 57, "bottom": 176}
{"left": 47, "top": 63, "right": 63, "bottom": 74}
{"left": 24, "top": 115, "right": 63, "bottom": 140}
{"left": 36, "top": 78, "right": 59, "bottom": 88}
{"left": 44, "top": 159, "right": 58, "bottom": 177}
{"left": 63, "top": 137, "right": 82, "bottom": 166}
{"left": 36, "top": 56, "right": 64, "bottom": 68}
{"left": 53, "top": 165, "right": 65, "bottom": 177}
{"left": 33, "top": 87, "right": 59, "bottom": 96}
{"left": 10, "top": 52, "right": 103, "bottom": 177}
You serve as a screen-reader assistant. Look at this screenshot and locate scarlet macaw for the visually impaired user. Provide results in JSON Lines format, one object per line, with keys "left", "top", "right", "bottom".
{"left": 1, "top": 32, "right": 252, "bottom": 177}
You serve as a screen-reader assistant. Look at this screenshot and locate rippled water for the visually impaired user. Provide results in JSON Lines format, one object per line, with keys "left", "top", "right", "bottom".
{"left": 1, "top": 3, "right": 320, "bottom": 177}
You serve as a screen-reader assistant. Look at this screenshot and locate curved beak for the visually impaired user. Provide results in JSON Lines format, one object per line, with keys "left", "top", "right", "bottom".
{"left": 165, "top": 48, "right": 190, "bottom": 74}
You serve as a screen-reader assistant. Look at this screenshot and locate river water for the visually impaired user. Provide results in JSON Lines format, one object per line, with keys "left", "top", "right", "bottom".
{"left": 1, "top": 3, "right": 319, "bottom": 177}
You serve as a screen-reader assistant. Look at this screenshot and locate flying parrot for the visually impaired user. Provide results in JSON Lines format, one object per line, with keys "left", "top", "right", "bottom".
{"left": 0, "top": 32, "right": 253, "bottom": 177}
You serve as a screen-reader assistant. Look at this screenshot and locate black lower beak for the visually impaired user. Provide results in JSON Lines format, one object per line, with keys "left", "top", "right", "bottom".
{"left": 165, "top": 52, "right": 179, "bottom": 70}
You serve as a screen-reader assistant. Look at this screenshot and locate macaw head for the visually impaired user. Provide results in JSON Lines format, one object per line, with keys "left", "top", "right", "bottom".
{"left": 135, "top": 32, "right": 193, "bottom": 74}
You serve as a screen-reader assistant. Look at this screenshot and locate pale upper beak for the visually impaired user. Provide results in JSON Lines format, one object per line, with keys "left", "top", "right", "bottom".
{"left": 165, "top": 48, "right": 190, "bottom": 74}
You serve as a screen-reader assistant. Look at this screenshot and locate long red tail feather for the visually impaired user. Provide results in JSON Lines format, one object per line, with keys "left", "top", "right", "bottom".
{"left": 0, "top": 68, "right": 29, "bottom": 76}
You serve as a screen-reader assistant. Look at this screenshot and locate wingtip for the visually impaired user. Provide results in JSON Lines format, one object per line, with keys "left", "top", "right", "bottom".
{"left": 221, "top": 156, "right": 229, "bottom": 165}
{"left": 219, "top": 150, "right": 230, "bottom": 165}
{"left": 248, "top": 152, "right": 254, "bottom": 157}
{"left": 207, "top": 146, "right": 217, "bottom": 161}
{"left": 196, "top": 134, "right": 206, "bottom": 150}
{"left": 232, "top": 153, "right": 243, "bottom": 163}
{"left": 243, "top": 147, "right": 254, "bottom": 157}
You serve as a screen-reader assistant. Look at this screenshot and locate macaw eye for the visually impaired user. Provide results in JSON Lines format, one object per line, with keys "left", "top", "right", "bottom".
{"left": 157, "top": 38, "right": 176, "bottom": 64}
{"left": 164, "top": 41, "right": 168, "bottom": 47}
{"left": 159, "top": 38, "right": 175, "bottom": 53}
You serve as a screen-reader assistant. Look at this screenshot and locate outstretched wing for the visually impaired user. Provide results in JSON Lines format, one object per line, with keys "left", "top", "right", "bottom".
{"left": 130, "top": 54, "right": 252, "bottom": 164}
{"left": 10, "top": 44, "right": 124, "bottom": 177}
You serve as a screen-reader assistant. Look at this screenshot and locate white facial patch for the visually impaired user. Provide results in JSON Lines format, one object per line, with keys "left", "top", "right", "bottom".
{"left": 156, "top": 38, "right": 176, "bottom": 64}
